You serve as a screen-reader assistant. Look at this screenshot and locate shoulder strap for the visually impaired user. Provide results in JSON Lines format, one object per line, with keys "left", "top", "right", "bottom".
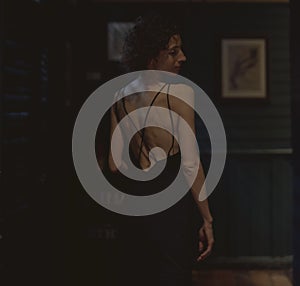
{"left": 166, "top": 84, "right": 175, "bottom": 156}
{"left": 137, "top": 83, "right": 168, "bottom": 162}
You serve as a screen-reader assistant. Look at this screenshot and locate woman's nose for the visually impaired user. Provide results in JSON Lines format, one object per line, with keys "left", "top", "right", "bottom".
{"left": 178, "top": 50, "right": 187, "bottom": 63}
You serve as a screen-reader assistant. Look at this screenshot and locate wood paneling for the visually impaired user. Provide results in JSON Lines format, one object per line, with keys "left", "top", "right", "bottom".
{"left": 290, "top": 0, "right": 300, "bottom": 284}
{"left": 207, "top": 154, "right": 292, "bottom": 258}
{"left": 186, "top": 4, "right": 291, "bottom": 151}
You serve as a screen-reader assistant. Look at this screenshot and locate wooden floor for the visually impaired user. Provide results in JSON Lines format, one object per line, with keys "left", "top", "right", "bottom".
{"left": 192, "top": 269, "right": 293, "bottom": 286}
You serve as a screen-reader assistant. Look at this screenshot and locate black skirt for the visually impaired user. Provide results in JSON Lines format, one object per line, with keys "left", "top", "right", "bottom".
{"left": 108, "top": 152, "right": 201, "bottom": 286}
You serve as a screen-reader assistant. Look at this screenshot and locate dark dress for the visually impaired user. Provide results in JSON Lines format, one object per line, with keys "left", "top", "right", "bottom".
{"left": 108, "top": 86, "right": 202, "bottom": 286}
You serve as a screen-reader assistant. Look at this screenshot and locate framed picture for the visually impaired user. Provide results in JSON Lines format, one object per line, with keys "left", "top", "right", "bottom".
{"left": 221, "top": 38, "right": 267, "bottom": 100}
{"left": 107, "top": 22, "right": 134, "bottom": 62}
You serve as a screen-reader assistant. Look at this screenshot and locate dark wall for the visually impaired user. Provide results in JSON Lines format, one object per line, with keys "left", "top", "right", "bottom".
{"left": 291, "top": 0, "right": 300, "bottom": 284}
{"left": 177, "top": 3, "right": 292, "bottom": 262}
{"left": 184, "top": 4, "right": 291, "bottom": 151}
{"left": 1, "top": 1, "right": 293, "bottom": 285}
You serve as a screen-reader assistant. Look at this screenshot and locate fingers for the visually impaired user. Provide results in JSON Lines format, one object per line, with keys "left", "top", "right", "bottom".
{"left": 197, "top": 225, "right": 214, "bottom": 262}
{"left": 197, "top": 243, "right": 213, "bottom": 261}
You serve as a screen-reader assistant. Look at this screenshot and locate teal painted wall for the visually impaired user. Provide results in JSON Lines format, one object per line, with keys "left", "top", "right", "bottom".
{"left": 184, "top": 4, "right": 291, "bottom": 151}
{"left": 182, "top": 4, "right": 292, "bottom": 259}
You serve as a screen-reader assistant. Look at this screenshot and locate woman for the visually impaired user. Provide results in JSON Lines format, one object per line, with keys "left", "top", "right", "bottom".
{"left": 107, "top": 13, "right": 214, "bottom": 286}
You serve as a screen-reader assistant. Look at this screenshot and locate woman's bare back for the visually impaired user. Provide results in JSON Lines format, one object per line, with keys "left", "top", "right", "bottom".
{"left": 114, "top": 90, "right": 180, "bottom": 169}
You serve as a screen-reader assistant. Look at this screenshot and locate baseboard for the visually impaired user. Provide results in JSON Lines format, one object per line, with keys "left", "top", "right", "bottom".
{"left": 193, "top": 255, "right": 293, "bottom": 269}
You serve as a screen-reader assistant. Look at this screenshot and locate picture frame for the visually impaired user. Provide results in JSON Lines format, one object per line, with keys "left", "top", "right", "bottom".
{"left": 107, "top": 22, "right": 134, "bottom": 62}
{"left": 221, "top": 38, "right": 268, "bottom": 101}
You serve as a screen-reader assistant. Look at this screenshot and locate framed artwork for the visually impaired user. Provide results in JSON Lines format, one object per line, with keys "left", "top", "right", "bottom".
{"left": 107, "top": 22, "right": 134, "bottom": 62}
{"left": 221, "top": 38, "right": 268, "bottom": 100}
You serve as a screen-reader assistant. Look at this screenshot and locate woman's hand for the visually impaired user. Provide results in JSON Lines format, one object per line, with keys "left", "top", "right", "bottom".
{"left": 197, "top": 221, "right": 214, "bottom": 262}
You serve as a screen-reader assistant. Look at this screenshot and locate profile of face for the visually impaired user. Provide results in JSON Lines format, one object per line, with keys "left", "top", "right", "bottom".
{"left": 148, "top": 34, "right": 186, "bottom": 74}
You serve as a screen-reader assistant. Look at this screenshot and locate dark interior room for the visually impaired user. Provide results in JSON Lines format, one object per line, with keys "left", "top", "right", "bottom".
{"left": 1, "top": 0, "right": 299, "bottom": 285}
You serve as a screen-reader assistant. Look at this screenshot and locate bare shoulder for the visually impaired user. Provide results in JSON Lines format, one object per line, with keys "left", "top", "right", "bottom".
{"left": 168, "top": 84, "right": 195, "bottom": 114}
{"left": 113, "top": 78, "right": 140, "bottom": 102}
{"left": 170, "top": 83, "right": 194, "bottom": 94}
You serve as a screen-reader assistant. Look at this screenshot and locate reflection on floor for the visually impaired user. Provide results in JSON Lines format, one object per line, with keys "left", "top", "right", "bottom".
{"left": 192, "top": 269, "right": 293, "bottom": 286}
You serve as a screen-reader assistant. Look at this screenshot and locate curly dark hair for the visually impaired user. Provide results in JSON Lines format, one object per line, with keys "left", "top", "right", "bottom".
{"left": 121, "top": 13, "right": 181, "bottom": 72}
